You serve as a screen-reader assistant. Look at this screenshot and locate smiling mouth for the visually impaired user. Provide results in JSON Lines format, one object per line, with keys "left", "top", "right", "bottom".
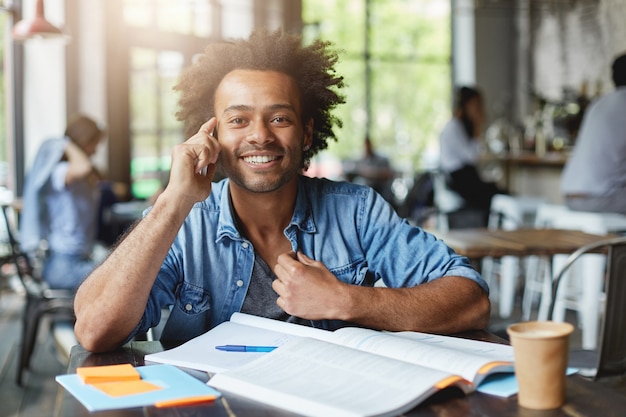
{"left": 242, "top": 155, "right": 280, "bottom": 164}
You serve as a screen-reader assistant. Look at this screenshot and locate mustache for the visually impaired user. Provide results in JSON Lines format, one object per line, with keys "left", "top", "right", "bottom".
{"left": 235, "top": 144, "right": 287, "bottom": 157}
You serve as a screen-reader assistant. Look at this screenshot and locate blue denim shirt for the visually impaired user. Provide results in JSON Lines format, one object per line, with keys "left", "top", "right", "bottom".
{"left": 20, "top": 138, "right": 68, "bottom": 253}
{"left": 132, "top": 176, "right": 486, "bottom": 343}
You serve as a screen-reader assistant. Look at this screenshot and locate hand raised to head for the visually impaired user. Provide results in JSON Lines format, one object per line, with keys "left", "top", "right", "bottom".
{"left": 165, "top": 118, "right": 221, "bottom": 205}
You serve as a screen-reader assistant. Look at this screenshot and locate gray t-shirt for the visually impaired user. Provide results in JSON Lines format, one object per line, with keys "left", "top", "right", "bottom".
{"left": 230, "top": 192, "right": 312, "bottom": 326}
{"left": 240, "top": 253, "right": 312, "bottom": 327}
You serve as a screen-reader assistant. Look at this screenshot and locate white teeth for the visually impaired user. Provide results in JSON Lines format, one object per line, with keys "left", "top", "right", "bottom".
{"left": 243, "top": 155, "right": 279, "bottom": 164}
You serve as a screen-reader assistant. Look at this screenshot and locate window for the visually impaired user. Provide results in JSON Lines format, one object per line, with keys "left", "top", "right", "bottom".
{"left": 302, "top": 0, "right": 451, "bottom": 174}
{"left": 0, "top": 12, "right": 8, "bottom": 187}
{"left": 129, "top": 48, "right": 184, "bottom": 198}
{"left": 121, "top": 0, "right": 226, "bottom": 198}
{"left": 123, "top": 0, "right": 216, "bottom": 37}
{"left": 118, "top": 0, "right": 260, "bottom": 199}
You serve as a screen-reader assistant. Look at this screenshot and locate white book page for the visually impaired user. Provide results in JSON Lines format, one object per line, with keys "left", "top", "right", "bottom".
{"left": 393, "top": 331, "right": 513, "bottom": 358}
{"left": 209, "top": 337, "right": 471, "bottom": 417}
{"left": 229, "top": 312, "right": 334, "bottom": 341}
{"left": 145, "top": 314, "right": 333, "bottom": 373}
{"left": 329, "top": 327, "right": 513, "bottom": 385}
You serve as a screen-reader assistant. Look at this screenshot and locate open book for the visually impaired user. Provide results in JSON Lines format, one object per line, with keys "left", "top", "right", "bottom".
{"left": 146, "top": 313, "right": 514, "bottom": 417}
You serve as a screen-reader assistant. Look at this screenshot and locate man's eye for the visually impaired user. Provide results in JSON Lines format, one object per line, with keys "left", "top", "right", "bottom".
{"left": 272, "top": 116, "right": 289, "bottom": 124}
{"left": 230, "top": 117, "right": 244, "bottom": 124}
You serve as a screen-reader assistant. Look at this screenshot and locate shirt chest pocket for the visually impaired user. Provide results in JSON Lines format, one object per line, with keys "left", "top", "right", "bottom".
{"left": 174, "top": 282, "right": 212, "bottom": 314}
{"left": 161, "top": 283, "right": 213, "bottom": 343}
{"left": 327, "top": 259, "right": 373, "bottom": 286}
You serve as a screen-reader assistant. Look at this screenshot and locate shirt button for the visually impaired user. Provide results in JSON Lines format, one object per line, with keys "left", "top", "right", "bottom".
{"left": 185, "top": 303, "right": 193, "bottom": 311}
{"left": 236, "top": 280, "right": 244, "bottom": 287}
{"left": 242, "top": 242, "right": 249, "bottom": 249}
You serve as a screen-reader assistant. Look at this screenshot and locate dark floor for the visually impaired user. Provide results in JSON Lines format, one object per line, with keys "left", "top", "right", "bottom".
{"left": 0, "top": 288, "right": 67, "bottom": 417}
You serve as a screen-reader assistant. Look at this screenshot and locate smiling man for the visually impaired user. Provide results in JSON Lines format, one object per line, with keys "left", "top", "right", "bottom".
{"left": 74, "top": 29, "right": 490, "bottom": 352}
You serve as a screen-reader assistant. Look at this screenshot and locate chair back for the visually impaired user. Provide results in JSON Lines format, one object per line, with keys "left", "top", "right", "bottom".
{"left": 534, "top": 203, "right": 570, "bottom": 228}
{"left": 534, "top": 203, "right": 626, "bottom": 234}
{"left": 0, "top": 204, "right": 45, "bottom": 295}
{"left": 488, "top": 194, "right": 545, "bottom": 230}
{"left": 431, "top": 169, "right": 464, "bottom": 214}
{"left": 1, "top": 203, "right": 76, "bottom": 385}
{"left": 548, "top": 236, "right": 626, "bottom": 380}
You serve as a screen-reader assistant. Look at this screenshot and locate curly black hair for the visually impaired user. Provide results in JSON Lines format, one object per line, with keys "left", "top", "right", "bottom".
{"left": 174, "top": 28, "right": 345, "bottom": 168}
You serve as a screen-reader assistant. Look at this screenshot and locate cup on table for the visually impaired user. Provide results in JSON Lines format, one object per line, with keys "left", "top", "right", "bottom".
{"left": 507, "top": 321, "right": 574, "bottom": 410}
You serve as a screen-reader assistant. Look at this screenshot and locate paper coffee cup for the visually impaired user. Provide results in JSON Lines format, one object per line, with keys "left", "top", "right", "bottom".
{"left": 507, "top": 321, "right": 574, "bottom": 410}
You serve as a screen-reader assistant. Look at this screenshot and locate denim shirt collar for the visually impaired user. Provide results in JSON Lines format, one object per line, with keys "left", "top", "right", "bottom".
{"left": 290, "top": 176, "right": 317, "bottom": 235}
{"left": 215, "top": 176, "right": 317, "bottom": 245}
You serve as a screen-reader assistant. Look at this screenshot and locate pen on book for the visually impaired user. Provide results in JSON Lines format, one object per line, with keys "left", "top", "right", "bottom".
{"left": 154, "top": 395, "right": 218, "bottom": 408}
{"left": 215, "top": 345, "right": 278, "bottom": 352}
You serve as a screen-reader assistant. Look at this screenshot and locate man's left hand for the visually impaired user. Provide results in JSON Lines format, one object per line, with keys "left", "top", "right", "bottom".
{"left": 273, "top": 251, "right": 346, "bottom": 320}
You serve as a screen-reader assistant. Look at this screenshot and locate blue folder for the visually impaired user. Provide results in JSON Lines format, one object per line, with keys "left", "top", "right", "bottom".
{"left": 56, "top": 364, "right": 221, "bottom": 412}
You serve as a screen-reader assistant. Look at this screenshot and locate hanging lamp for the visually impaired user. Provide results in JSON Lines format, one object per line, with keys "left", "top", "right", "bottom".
{"left": 12, "top": 0, "right": 66, "bottom": 41}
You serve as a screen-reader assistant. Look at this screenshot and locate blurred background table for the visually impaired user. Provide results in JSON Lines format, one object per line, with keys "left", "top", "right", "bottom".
{"left": 432, "top": 228, "right": 613, "bottom": 260}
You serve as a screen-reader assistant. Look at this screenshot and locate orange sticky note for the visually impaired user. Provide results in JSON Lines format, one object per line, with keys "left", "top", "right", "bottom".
{"left": 91, "top": 379, "right": 163, "bottom": 397}
{"left": 155, "top": 395, "right": 218, "bottom": 408}
{"left": 77, "top": 364, "right": 141, "bottom": 384}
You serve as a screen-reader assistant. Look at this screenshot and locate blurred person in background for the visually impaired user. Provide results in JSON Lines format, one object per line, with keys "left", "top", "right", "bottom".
{"left": 20, "top": 114, "right": 109, "bottom": 290}
{"left": 561, "top": 53, "right": 626, "bottom": 214}
{"left": 439, "top": 86, "right": 505, "bottom": 217}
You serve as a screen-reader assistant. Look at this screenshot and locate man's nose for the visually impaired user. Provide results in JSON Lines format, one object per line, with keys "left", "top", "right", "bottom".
{"left": 247, "top": 121, "right": 274, "bottom": 145}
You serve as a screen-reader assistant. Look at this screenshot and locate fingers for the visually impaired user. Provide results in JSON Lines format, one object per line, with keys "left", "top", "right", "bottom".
{"left": 274, "top": 251, "right": 322, "bottom": 291}
{"left": 274, "top": 251, "right": 301, "bottom": 278}
{"left": 271, "top": 275, "right": 285, "bottom": 297}
{"left": 273, "top": 251, "right": 342, "bottom": 320}
{"left": 277, "top": 251, "right": 314, "bottom": 267}
{"left": 296, "top": 251, "right": 317, "bottom": 266}
{"left": 187, "top": 118, "right": 221, "bottom": 174}
{"left": 197, "top": 118, "right": 217, "bottom": 138}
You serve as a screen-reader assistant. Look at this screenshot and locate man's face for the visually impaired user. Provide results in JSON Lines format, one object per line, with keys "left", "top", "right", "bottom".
{"left": 213, "top": 69, "right": 312, "bottom": 194}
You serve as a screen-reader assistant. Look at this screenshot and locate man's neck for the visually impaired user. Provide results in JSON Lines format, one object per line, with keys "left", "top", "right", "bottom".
{"left": 229, "top": 177, "right": 299, "bottom": 240}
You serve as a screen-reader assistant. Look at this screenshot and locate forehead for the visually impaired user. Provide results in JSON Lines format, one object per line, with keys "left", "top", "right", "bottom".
{"left": 214, "top": 70, "right": 302, "bottom": 114}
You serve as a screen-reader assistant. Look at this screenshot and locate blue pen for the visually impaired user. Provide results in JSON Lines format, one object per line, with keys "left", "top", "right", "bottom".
{"left": 215, "top": 345, "right": 278, "bottom": 352}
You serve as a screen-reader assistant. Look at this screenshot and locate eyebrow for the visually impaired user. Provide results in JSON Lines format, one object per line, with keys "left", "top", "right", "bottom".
{"left": 222, "top": 103, "right": 297, "bottom": 115}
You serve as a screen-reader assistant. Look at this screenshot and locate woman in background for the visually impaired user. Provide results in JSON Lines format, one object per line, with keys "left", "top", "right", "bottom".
{"left": 439, "top": 86, "right": 504, "bottom": 215}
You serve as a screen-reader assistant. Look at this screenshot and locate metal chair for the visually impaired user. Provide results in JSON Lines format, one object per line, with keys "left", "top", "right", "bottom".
{"left": 482, "top": 194, "right": 545, "bottom": 318}
{"left": 0, "top": 204, "right": 75, "bottom": 386}
{"left": 431, "top": 169, "right": 464, "bottom": 231}
{"left": 547, "top": 235, "right": 626, "bottom": 380}
{"left": 524, "top": 205, "right": 626, "bottom": 349}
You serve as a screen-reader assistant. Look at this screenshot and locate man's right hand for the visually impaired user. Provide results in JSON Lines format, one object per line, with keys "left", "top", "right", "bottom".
{"left": 165, "top": 117, "right": 221, "bottom": 205}
{"left": 74, "top": 118, "right": 221, "bottom": 352}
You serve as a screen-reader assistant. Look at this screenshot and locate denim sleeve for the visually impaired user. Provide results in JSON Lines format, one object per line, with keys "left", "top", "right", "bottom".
{"left": 358, "top": 188, "right": 488, "bottom": 294}
{"left": 122, "top": 248, "right": 181, "bottom": 343}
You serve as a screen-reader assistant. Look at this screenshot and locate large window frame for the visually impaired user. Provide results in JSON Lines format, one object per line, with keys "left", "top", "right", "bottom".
{"left": 302, "top": 0, "right": 452, "bottom": 174}
{"left": 104, "top": 0, "right": 302, "bottom": 199}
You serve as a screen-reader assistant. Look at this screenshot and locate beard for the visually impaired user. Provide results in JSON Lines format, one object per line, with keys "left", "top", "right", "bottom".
{"left": 218, "top": 142, "right": 304, "bottom": 193}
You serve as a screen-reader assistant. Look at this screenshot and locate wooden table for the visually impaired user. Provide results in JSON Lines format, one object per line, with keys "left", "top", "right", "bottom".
{"left": 433, "top": 227, "right": 615, "bottom": 335}
{"left": 56, "top": 338, "right": 626, "bottom": 417}
{"left": 432, "top": 228, "right": 614, "bottom": 260}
